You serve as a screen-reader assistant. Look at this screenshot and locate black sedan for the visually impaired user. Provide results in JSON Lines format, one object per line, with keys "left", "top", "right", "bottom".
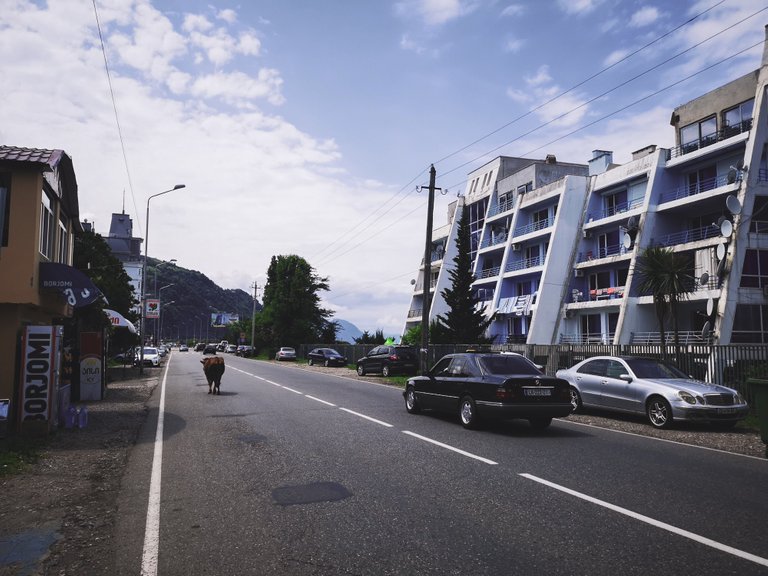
{"left": 307, "top": 348, "right": 348, "bottom": 367}
{"left": 403, "top": 352, "right": 572, "bottom": 429}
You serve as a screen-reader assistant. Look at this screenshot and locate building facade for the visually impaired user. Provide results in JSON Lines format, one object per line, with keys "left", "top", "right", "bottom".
{"left": 405, "top": 27, "right": 768, "bottom": 347}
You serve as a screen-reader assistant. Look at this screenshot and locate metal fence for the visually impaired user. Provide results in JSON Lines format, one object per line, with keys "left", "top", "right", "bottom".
{"left": 300, "top": 342, "right": 768, "bottom": 407}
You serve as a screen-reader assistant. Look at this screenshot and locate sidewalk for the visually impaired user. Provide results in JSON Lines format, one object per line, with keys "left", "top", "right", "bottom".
{"left": 0, "top": 367, "right": 159, "bottom": 575}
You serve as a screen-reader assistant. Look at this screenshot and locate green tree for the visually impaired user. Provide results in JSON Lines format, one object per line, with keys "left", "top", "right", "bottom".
{"left": 635, "top": 245, "right": 694, "bottom": 358}
{"left": 259, "top": 255, "right": 333, "bottom": 349}
{"left": 436, "top": 206, "right": 493, "bottom": 344}
{"left": 355, "top": 330, "right": 386, "bottom": 345}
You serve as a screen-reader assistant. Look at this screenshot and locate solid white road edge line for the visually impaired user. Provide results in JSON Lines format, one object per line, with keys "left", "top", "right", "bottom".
{"left": 339, "top": 407, "right": 394, "bottom": 428}
{"left": 402, "top": 431, "right": 498, "bottom": 465}
{"left": 140, "top": 356, "right": 171, "bottom": 576}
{"left": 520, "top": 473, "right": 768, "bottom": 568}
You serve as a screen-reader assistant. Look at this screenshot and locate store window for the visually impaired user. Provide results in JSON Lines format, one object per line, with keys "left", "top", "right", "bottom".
{"left": 39, "top": 191, "right": 54, "bottom": 259}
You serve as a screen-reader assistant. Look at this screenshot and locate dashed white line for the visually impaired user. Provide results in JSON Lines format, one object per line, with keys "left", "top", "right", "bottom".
{"left": 520, "top": 473, "right": 768, "bottom": 567}
{"left": 339, "top": 408, "right": 394, "bottom": 428}
{"left": 305, "top": 395, "right": 336, "bottom": 407}
{"left": 282, "top": 386, "right": 303, "bottom": 395}
{"left": 402, "top": 431, "right": 498, "bottom": 465}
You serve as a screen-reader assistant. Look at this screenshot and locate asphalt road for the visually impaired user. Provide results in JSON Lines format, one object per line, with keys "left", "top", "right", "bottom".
{"left": 113, "top": 352, "right": 768, "bottom": 576}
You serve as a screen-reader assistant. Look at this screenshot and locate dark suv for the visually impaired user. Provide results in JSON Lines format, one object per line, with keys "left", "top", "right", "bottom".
{"left": 356, "top": 345, "right": 418, "bottom": 377}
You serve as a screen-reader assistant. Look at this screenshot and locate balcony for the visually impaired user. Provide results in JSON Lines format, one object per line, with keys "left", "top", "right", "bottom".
{"left": 480, "top": 231, "right": 507, "bottom": 249}
{"left": 478, "top": 266, "right": 501, "bottom": 279}
{"left": 487, "top": 198, "right": 515, "bottom": 218}
{"left": 587, "top": 197, "right": 644, "bottom": 222}
{"left": 659, "top": 174, "right": 734, "bottom": 204}
{"left": 559, "top": 332, "right": 615, "bottom": 344}
{"left": 655, "top": 224, "right": 720, "bottom": 247}
{"left": 666, "top": 119, "right": 752, "bottom": 160}
{"left": 515, "top": 217, "right": 553, "bottom": 237}
{"left": 505, "top": 255, "right": 543, "bottom": 273}
{"left": 630, "top": 331, "right": 713, "bottom": 344}
{"left": 577, "top": 243, "right": 626, "bottom": 263}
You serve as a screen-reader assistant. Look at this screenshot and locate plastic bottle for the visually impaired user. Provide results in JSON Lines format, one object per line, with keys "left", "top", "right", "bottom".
{"left": 65, "top": 405, "right": 77, "bottom": 429}
{"left": 77, "top": 405, "right": 88, "bottom": 429}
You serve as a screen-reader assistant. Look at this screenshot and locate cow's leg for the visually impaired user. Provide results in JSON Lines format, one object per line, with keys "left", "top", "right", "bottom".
{"left": 208, "top": 380, "right": 213, "bottom": 394}
{"left": 214, "top": 378, "right": 221, "bottom": 394}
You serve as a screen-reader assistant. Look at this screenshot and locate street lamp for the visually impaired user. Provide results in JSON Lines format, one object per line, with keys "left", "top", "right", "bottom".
{"left": 157, "top": 283, "right": 175, "bottom": 344}
{"left": 159, "top": 301, "right": 175, "bottom": 344}
{"left": 139, "top": 184, "right": 185, "bottom": 374}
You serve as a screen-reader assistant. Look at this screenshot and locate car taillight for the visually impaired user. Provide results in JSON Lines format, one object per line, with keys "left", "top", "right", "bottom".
{"left": 496, "top": 388, "right": 511, "bottom": 400}
{"left": 389, "top": 355, "right": 398, "bottom": 361}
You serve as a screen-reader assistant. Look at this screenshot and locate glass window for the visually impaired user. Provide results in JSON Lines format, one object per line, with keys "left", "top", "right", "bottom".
{"left": 57, "top": 214, "right": 69, "bottom": 263}
{"left": 0, "top": 174, "right": 8, "bottom": 247}
{"left": 578, "top": 359, "right": 607, "bottom": 376}
{"left": 39, "top": 191, "right": 54, "bottom": 259}
{"left": 724, "top": 98, "right": 754, "bottom": 131}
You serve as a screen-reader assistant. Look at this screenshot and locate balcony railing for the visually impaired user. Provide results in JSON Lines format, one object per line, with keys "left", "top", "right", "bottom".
{"left": 587, "top": 197, "right": 644, "bottom": 222}
{"left": 479, "top": 266, "right": 501, "bottom": 279}
{"left": 760, "top": 169, "right": 768, "bottom": 182}
{"left": 559, "top": 332, "right": 616, "bottom": 345}
{"left": 515, "top": 217, "right": 553, "bottom": 237}
{"left": 505, "top": 255, "right": 543, "bottom": 272}
{"left": 480, "top": 231, "right": 507, "bottom": 249}
{"left": 487, "top": 198, "right": 515, "bottom": 218}
{"left": 578, "top": 243, "right": 626, "bottom": 262}
{"left": 630, "top": 331, "right": 713, "bottom": 345}
{"left": 407, "top": 309, "right": 421, "bottom": 318}
{"left": 751, "top": 220, "right": 768, "bottom": 233}
{"left": 655, "top": 224, "right": 720, "bottom": 247}
{"left": 666, "top": 119, "right": 752, "bottom": 160}
{"left": 659, "top": 174, "right": 733, "bottom": 204}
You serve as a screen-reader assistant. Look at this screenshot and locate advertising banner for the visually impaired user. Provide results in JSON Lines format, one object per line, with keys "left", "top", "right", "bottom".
{"left": 145, "top": 299, "right": 160, "bottom": 319}
{"left": 104, "top": 309, "right": 137, "bottom": 333}
{"left": 211, "top": 313, "right": 239, "bottom": 328}
{"left": 18, "top": 325, "right": 56, "bottom": 432}
{"left": 39, "top": 262, "right": 103, "bottom": 308}
{"left": 79, "top": 332, "right": 103, "bottom": 401}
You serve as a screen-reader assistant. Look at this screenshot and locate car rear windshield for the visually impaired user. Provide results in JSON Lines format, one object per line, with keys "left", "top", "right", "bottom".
{"left": 478, "top": 355, "right": 541, "bottom": 376}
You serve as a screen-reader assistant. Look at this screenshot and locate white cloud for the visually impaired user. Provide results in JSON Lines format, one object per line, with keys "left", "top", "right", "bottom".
{"left": 629, "top": 6, "right": 660, "bottom": 28}
{"left": 556, "top": 0, "right": 603, "bottom": 16}
{"left": 395, "top": 0, "right": 479, "bottom": 26}
{"left": 525, "top": 65, "right": 552, "bottom": 87}
{"left": 217, "top": 9, "right": 237, "bottom": 24}
{"left": 503, "top": 37, "right": 524, "bottom": 53}
{"left": 500, "top": 4, "right": 525, "bottom": 18}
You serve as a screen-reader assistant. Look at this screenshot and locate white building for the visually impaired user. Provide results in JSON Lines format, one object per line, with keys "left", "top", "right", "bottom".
{"left": 405, "top": 26, "right": 768, "bottom": 347}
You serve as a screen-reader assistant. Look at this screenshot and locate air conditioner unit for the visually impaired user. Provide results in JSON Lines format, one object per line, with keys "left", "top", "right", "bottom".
{"left": 574, "top": 269, "right": 584, "bottom": 277}
{"left": 582, "top": 230, "right": 593, "bottom": 239}
{"left": 511, "top": 243, "right": 521, "bottom": 251}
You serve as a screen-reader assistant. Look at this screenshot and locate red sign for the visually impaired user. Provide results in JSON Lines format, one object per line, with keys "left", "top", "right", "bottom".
{"left": 145, "top": 299, "right": 160, "bottom": 319}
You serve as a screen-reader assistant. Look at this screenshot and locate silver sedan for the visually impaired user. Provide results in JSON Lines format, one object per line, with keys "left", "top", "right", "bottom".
{"left": 556, "top": 356, "right": 749, "bottom": 429}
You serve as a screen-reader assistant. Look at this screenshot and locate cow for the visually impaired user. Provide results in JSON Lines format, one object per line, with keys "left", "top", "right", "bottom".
{"left": 201, "top": 355, "right": 225, "bottom": 395}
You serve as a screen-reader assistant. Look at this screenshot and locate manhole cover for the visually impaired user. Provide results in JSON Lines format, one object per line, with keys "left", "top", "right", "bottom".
{"left": 272, "top": 482, "right": 352, "bottom": 506}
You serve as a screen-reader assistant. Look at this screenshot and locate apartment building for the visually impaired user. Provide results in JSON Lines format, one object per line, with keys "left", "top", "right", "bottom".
{"left": 405, "top": 26, "right": 768, "bottom": 347}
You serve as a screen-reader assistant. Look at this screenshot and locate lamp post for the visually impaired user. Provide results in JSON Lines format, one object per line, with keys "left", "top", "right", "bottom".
{"left": 157, "top": 283, "right": 175, "bottom": 344}
{"left": 159, "top": 300, "right": 175, "bottom": 344}
{"left": 139, "top": 184, "right": 185, "bottom": 374}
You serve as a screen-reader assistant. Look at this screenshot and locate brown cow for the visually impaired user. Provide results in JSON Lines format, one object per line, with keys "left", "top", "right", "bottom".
{"left": 201, "top": 355, "right": 225, "bottom": 394}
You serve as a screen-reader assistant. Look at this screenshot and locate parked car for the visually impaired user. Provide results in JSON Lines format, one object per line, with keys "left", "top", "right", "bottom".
{"left": 356, "top": 345, "right": 418, "bottom": 377}
{"left": 556, "top": 356, "right": 750, "bottom": 429}
{"left": 203, "top": 343, "right": 218, "bottom": 355}
{"left": 179, "top": 344, "right": 188, "bottom": 352}
{"left": 135, "top": 347, "right": 161, "bottom": 367}
{"left": 404, "top": 352, "right": 572, "bottom": 429}
{"left": 226, "top": 344, "right": 237, "bottom": 354}
{"left": 275, "top": 347, "right": 296, "bottom": 361}
{"left": 194, "top": 343, "right": 206, "bottom": 352}
{"left": 307, "top": 348, "right": 348, "bottom": 367}
{"left": 236, "top": 345, "right": 255, "bottom": 357}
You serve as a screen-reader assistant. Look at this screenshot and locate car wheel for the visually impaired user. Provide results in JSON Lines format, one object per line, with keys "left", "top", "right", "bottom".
{"left": 647, "top": 396, "right": 673, "bottom": 429}
{"left": 357, "top": 364, "right": 365, "bottom": 376}
{"left": 569, "top": 387, "right": 582, "bottom": 413}
{"left": 529, "top": 417, "right": 552, "bottom": 430}
{"left": 405, "top": 386, "right": 420, "bottom": 414}
{"left": 459, "top": 396, "right": 480, "bottom": 429}
{"left": 382, "top": 365, "right": 391, "bottom": 377}
{"left": 308, "top": 358, "right": 314, "bottom": 366}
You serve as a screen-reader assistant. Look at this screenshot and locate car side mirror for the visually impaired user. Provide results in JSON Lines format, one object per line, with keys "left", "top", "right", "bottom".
{"left": 620, "top": 374, "right": 633, "bottom": 383}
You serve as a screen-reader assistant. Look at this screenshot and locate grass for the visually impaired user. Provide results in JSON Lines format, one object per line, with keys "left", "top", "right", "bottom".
{"left": 0, "top": 436, "right": 46, "bottom": 476}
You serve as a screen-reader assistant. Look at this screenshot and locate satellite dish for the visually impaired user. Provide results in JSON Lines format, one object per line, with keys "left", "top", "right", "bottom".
{"left": 700, "top": 272, "right": 710, "bottom": 286}
{"left": 706, "top": 297, "right": 714, "bottom": 316}
{"left": 716, "top": 243, "right": 726, "bottom": 260}
{"left": 622, "top": 234, "right": 632, "bottom": 250}
{"left": 410, "top": 279, "right": 416, "bottom": 285}
{"left": 701, "top": 321, "right": 711, "bottom": 340}
{"left": 626, "top": 215, "right": 639, "bottom": 231}
{"left": 727, "top": 168, "right": 737, "bottom": 184}
{"left": 726, "top": 194, "right": 742, "bottom": 215}
{"left": 717, "top": 256, "right": 727, "bottom": 277}
{"left": 720, "top": 219, "right": 733, "bottom": 238}
{"left": 716, "top": 215, "right": 727, "bottom": 227}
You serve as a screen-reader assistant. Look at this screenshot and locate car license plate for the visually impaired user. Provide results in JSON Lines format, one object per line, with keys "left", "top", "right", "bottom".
{"left": 719, "top": 407, "right": 736, "bottom": 414}
{"left": 524, "top": 388, "right": 552, "bottom": 397}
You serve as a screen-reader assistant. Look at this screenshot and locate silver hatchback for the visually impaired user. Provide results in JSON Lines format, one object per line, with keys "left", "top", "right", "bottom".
{"left": 556, "top": 356, "right": 749, "bottom": 429}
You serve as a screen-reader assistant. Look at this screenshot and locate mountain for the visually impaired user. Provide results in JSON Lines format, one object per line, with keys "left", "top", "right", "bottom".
{"left": 335, "top": 319, "right": 363, "bottom": 343}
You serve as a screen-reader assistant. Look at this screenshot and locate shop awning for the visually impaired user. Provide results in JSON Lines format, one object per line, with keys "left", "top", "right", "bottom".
{"left": 104, "top": 309, "right": 137, "bottom": 333}
{"left": 39, "top": 262, "right": 103, "bottom": 308}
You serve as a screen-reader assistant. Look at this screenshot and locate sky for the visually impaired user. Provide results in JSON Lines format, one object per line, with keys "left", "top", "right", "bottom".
{"left": 2, "top": 0, "right": 767, "bottom": 336}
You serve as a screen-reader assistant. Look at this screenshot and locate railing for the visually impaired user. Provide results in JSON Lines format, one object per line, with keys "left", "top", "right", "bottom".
{"left": 587, "top": 197, "right": 644, "bottom": 222}
{"left": 559, "top": 332, "right": 615, "bottom": 345}
{"left": 630, "top": 331, "right": 712, "bottom": 345}
{"left": 487, "top": 198, "right": 515, "bottom": 217}
{"left": 515, "top": 217, "right": 553, "bottom": 237}
{"left": 578, "top": 243, "right": 625, "bottom": 262}
{"left": 655, "top": 224, "right": 720, "bottom": 247}
{"left": 666, "top": 119, "right": 752, "bottom": 160}
{"left": 505, "top": 255, "right": 543, "bottom": 272}
{"left": 588, "top": 286, "right": 625, "bottom": 301}
{"left": 659, "top": 174, "right": 733, "bottom": 204}
{"left": 479, "top": 266, "right": 501, "bottom": 278}
{"left": 751, "top": 220, "right": 768, "bottom": 233}
{"left": 407, "top": 309, "right": 421, "bottom": 318}
{"left": 480, "top": 231, "right": 507, "bottom": 249}
{"left": 759, "top": 168, "right": 768, "bottom": 182}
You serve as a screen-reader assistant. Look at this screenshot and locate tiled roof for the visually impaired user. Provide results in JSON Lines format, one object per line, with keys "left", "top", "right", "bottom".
{"left": 0, "top": 145, "right": 63, "bottom": 169}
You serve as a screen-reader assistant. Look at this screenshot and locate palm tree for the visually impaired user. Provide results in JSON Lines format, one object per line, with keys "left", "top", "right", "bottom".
{"left": 635, "top": 245, "right": 694, "bottom": 359}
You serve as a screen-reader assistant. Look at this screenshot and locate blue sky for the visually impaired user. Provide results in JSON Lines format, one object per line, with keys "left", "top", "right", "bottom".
{"left": 2, "top": 0, "right": 767, "bottom": 335}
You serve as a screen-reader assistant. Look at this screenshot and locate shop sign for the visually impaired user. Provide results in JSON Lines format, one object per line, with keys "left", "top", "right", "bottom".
{"left": 19, "top": 326, "right": 55, "bottom": 424}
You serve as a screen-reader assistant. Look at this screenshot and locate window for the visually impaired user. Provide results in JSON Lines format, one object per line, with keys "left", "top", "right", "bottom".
{"left": 723, "top": 99, "right": 754, "bottom": 136}
{"left": 740, "top": 250, "right": 768, "bottom": 288}
{"left": 517, "top": 182, "right": 532, "bottom": 194}
{"left": 39, "top": 191, "right": 54, "bottom": 259}
{"left": 680, "top": 116, "right": 717, "bottom": 152}
{"left": 732, "top": 304, "right": 768, "bottom": 343}
{"left": 0, "top": 173, "right": 9, "bottom": 247}
{"left": 687, "top": 165, "right": 717, "bottom": 196}
{"left": 57, "top": 213, "right": 69, "bottom": 263}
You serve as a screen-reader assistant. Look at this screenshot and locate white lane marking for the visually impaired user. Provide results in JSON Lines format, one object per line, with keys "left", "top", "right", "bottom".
{"left": 306, "top": 395, "right": 337, "bottom": 407}
{"left": 402, "top": 431, "right": 498, "bottom": 465}
{"left": 520, "top": 473, "right": 768, "bottom": 567}
{"left": 282, "top": 386, "right": 303, "bottom": 395}
{"left": 559, "top": 419, "right": 767, "bottom": 462}
{"left": 140, "top": 356, "right": 171, "bottom": 576}
{"left": 339, "top": 408, "right": 394, "bottom": 428}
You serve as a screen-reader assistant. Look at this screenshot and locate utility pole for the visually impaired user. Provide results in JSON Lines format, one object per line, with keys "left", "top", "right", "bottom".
{"left": 419, "top": 165, "right": 438, "bottom": 375}
{"left": 250, "top": 281, "right": 258, "bottom": 346}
